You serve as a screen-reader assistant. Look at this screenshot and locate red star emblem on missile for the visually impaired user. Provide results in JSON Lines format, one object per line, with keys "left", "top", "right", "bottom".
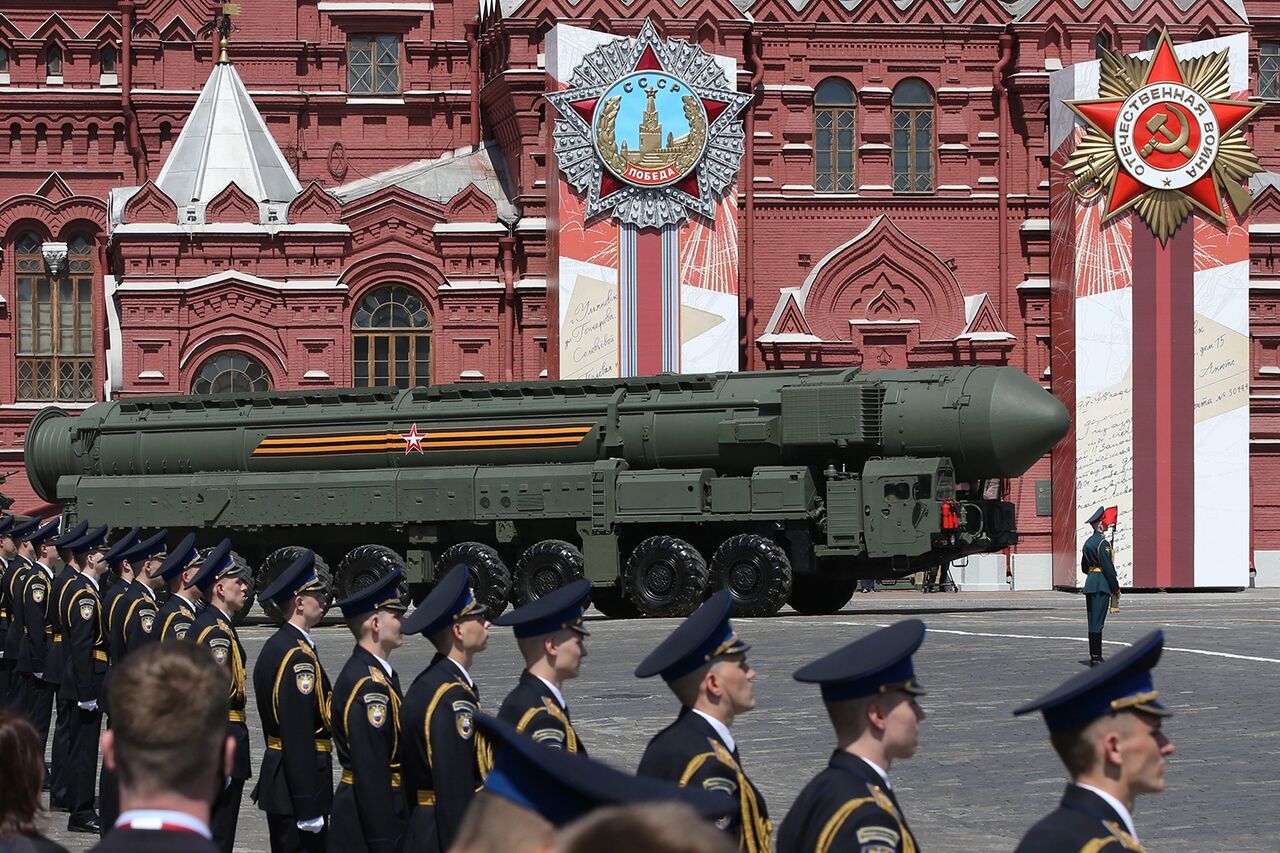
{"left": 1067, "top": 30, "right": 1260, "bottom": 225}
{"left": 401, "top": 423, "right": 425, "bottom": 454}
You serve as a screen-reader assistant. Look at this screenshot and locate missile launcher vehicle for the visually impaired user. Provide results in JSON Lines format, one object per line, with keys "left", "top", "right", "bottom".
{"left": 24, "top": 365, "right": 1068, "bottom": 619}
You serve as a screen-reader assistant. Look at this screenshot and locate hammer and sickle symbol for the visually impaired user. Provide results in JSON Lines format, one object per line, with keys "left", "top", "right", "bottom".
{"left": 1140, "top": 110, "right": 1194, "bottom": 159}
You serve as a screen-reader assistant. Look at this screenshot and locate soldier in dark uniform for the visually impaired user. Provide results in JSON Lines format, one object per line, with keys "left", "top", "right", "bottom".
{"left": 187, "top": 540, "right": 253, "bottom": 853}
{"left": 1013, "top": 630, "right": 1175, "bottom": 853}
{"left": 2, "top": 518, "right": 39, "bottom": 715}
{"left": 400, "top": 565, "right": 490, "bottom": 853}
{"left": 1082, "top": 506, "right": 1120, "bottom": 667}
{"left": 635, "top": 589, "right": 771, "bottom": 853}
{"left": 14, "top": 518, "right": 62, "bottom": 747}
{"left": 495, "top": 579, "right": 591, "bottom": 753}
{"left": 59, "top": 525, "right": 112, "bottom": 833}
{"left": 777, "top": 620, "right": 929, "bottom": 853}
{"left": 46, "top": 518, "right": 90, "bottom": 811}
{"left": 0, "top": 514, "right": 19, "bottom": 708}
{"left": 154, "top": 533, "right": 205, "bottom": 642}
{"left": 100, "top": 528, "right": 140, "bottom": 644}
{"left": 251, "top": 549, "right": 333, "bottom": 853}
{"left": 99, "top": 529, "right": 169, "bottom": 836}
{"left": 328, "top": 567, "right": 408, "bottom": 853}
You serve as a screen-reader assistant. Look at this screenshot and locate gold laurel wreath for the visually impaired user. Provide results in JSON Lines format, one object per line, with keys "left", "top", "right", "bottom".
{"left": 595, "top": 94, "right": 708, "bottom": 180}
{"left": 596, "top": 96, "right": 629, "bottom": 176}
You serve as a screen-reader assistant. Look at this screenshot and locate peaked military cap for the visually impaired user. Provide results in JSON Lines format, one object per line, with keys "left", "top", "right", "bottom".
{"left": 334, "top": 566, "right": 406, "bottom": 620}
{"left": 186, "top": 539, "right": 247, "bottom": 593}
{"left": 259, "top": 548, "right": 326, "bottom": 608}
{"left": 1087, "top": 506, "right": 1107, "bottom": 525}
{"left": 20, "top": 517, "right": 62, "bottom": 548}
{"left": 102, "top": 527, "right": 141, "bottom": 568}
{"left": 402, "top": 564, "right": 486, "bottom": 637}
{"left": 1013, "top": 629, "right": 1172, "bottom": 733}
{"left": 151, "top": 532, "right": 200, "bottom": 581}
{"left": 49, "top": 519, "right": 90, "bottom": 549}
{"left": 66, "top": 524, "right": 110, "bottom": 557}
{"left": 477, "top": 714, "right": 733, "bottom": 826}
{"left": 495, "top": 578, "right": 591, "bottom": 639}
{"left": 794, "top": 619, "right": 927, "bottom": 702}
{"left": 0, "top": 514, "right": 15, "bottom": 536}
{"left": 6, "top": 517, "right": 40, "bottom": 542}
{"left": 634, "top": 589, "right": 749, "bottom": 681}
{"left": 121, "top": 529, "right": 169, "bottom": 566}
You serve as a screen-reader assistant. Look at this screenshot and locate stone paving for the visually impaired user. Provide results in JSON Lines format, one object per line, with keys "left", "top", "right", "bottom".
{"left": 39, "top": 588, "right": 1280, "bottom": 851}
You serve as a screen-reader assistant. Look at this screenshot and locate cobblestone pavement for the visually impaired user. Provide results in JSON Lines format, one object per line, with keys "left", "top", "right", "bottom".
{"left": 40, "top": 588, "right": 1280, "bottom": 851}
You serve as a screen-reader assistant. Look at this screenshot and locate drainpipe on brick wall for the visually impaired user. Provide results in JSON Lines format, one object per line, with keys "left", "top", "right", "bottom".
{"left": 466, "top": 20, "right": 482, "bottom": 150}
{"left": 119, "top": 0, "right": 147, "bottom": 182}
{"left": 743, "top": 29, "right": 763, "bottom": 370}
{"left": 993, "top": 33, "right": 1015, "bottom": 332}
{"left": 500, "top": 234, "right": 516, "bottom": 381}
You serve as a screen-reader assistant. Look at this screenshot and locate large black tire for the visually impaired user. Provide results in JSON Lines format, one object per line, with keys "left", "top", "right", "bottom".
{"left": 512, "top": 539, "right": 585, "bottom": 606}
{"left": 438, "top": 542, "right": 511, "bottom": 618}
{"left": 589, "top": 585, "right": 641, "bottom": 620}
{"left": 712, "top": 534, "right": 793, "bottom": 617}
{"left": 336, "top": 544, "right": 407, "bottom": 605}
{"left": 625, "top": 536, "right": 708, "bottom": 618}
{"left": 787, "top": 575, "right": 857, "bottom": 616}
{"left": 256, "top": 546, "right": 334, "bottom": 624}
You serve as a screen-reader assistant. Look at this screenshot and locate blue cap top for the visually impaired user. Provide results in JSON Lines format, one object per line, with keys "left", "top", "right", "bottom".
{"left": 185, "top": 539, "right": 246, "bottom": 593}
{"left": 50, "top": 519, "right": 90, "bottom": 549}
{"left": 151, "top": 532, "right": 199, "bottom": 581}
{"left": 402, "top": 564, "right": 486, "bottom": 637}
{"left": 1013, "top": 630, "right": 1171, "bottom": 733}
{"left": 20, "top": 518, "right": 62, "bottom": 548}
{"left": 101, "top": 528, "right": 141, "bottom": 568}
{"left": 66, "top": 524, "right": 110, "bottom": 557}
{"left": 259, "top": 549, "right": 326, "bottom": 608}
{"left": 335, "top": 567, "right": 406, "bottom": 620}
{"left": 7, "top": 517, "right": 40, "bottom": 542}
{"left": 494, "top": 579, "right": 591, "bottom": 639}
{"left": 120, "top": 530, "right": 169, "bottom": 566}
{"left": 477, "top": 714, "right": 733, "bottom": 826}
{"left": 794, "top": 619, "right": 927, "bottom": 703}
{"left": 634, "top": 590, "right": 750, "bottom": 681}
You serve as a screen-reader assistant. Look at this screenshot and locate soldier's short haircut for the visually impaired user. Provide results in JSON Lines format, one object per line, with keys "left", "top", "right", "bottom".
{"left": 451, "top": 790, "right": 555, "bottom": 853}
{"left": 1049, "top": 712, "right": 1143, "bottom": 778}
{"left": 108, "top": 641, "right": 230, "bottom": 797}
{"left": 557, "top": 802, "right": 736, "bottom": 853}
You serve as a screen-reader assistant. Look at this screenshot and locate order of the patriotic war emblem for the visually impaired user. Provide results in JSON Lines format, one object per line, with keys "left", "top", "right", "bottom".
{"left": 1064, "top": 28, "right": 1262, "bottom": 242}
{"left": 546, "top": 20, "right": 751, "bottom": 228}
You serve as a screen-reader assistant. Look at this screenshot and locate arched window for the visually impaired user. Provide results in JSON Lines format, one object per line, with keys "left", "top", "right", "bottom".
{"left": 352, "top": 285, "right": 432, "bottom": 388}
{"left": 1095, "top": 31, "right": 1111, "bottom": 60}
{"left": 815, "top": 78, "right": 856, "bottom": 193}
{"left": 191, "top": 351, "right": 272, "bottom": 394}
{"left": 100, "top": 44, "right": 117, "bottom": 74}
{"left": 0, "top": 46, "right": 10, "bottom": 73}
{"left": 892, "top": 79, "right": 934, "bottom": 194}
{"left": 16, "top": 231, "right": 95, "bottom": 401}
{"left": 1144, "top": 29, "right": 1161, "bottom": 51}
{"left": 46, "top": 44, "right": 63, "bottom": 78}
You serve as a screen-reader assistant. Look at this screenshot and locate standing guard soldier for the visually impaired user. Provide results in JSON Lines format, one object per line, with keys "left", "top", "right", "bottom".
{"left": 635, "top": 589, "right": 771, "bottom": 853}
{"left": 188, "top": 540, "right": 253, "bottom": 853}
{"left": 154, "top": 533, "right": 205, "bottom": 641}
{"left": 0, "top": 514, "right": 18, "bottom": 708}
{"left": 252, "top": 549, "right": 333, "bottom": 853}
{"left": 494, "top": 579, "right": 592, "bottom": 753}
{"left": 100, "top": 528, "right": 140, "bottom": 645}
{"left": 2, "top": 518, "right": 40, "bottom": 716}
{"left": 1013, "top": 630, "right": 1175, "bottom": 852}
{"left": 328, "top": 567, "right": 409, "bottom": 853}
{"left": 401, "top": 565, "right": 490, "bottom": 853}
{"left": 46, "top": 518, "right": 90, "bottom": 811}
{"left": 1082, "top": 506, "right": 1120, "bottom": 667}
{"left": 15, "top": 518, "right": 63, "bottom": 748}
{"left": 777, "top": 620, "right": 929, "bottom": 853}
{"left": 60, "top": 525, "right": 111, "bottom": 834}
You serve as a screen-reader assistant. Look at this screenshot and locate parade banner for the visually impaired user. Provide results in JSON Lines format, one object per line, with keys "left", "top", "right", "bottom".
{"left": 545, "top": 22, "right": 748, "bottom": 379}
{"left": 1050, "top": 31, "right": 1259, "bottom": 588}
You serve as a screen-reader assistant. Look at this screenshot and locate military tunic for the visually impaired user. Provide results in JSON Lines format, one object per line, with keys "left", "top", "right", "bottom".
{"left": 47, "top": 563, "right": 79, "bottom": 808}
{"left": 0, "top": 555, "right": 13, "bottom": 707}
{"left": 328, "top": 646, "right": 406, "bottom": 853}
{"left": 192, "top": 605, "right": 251, "bottom": 853}
{"left": 59, "top": 572, "right": 108, "bottom": 822}
{"left": 496, "top": 670, "right": 585, "bottom": 753}
{"left": 158, "top": 592, "right": 200, "bottom": 642}
{"left": 777, "top": 752, "right": 920, "bottom": 853}
{"left": 252, "top": 622, "right": 333, "bottom": 853}
{"left": 1081, "top": 532, "right": 1119, "bottom": 634}
{"left": 402, "top": 654, "right": 484, "bottom": 853}
{"left": 16, "top": 561, "right": 56, "bottom": 743}
{"left": 1014, "top": 784, "right": 1144, "bottom": 853}
{"left": 637, "top": 707, "right": 771, "bottom": 853}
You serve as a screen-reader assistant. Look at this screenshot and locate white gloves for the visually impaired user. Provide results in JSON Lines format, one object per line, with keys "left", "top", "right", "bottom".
{"left": 297, "top": 817, "right": 325, "bottom": 833}
{"left": 77, "top": 700, "right": 99, "bottom": 711}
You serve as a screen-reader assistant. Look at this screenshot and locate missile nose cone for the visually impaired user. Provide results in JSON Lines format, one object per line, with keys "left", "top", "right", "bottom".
{"left": 985, "top": 368, "right": 1070, "bottom": 477}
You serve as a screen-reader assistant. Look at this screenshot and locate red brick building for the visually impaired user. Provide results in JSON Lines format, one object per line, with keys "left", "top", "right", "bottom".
{"left": 0, "top": 0, "right": 1278, "bottom": 572}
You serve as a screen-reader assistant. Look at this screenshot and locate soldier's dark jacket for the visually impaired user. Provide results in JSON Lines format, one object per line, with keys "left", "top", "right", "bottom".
{"left": 102, "top": 576, "right": 134, "bottom": 647}
{"left": 191, "top": 605, "right": 252, "bottom": 782}
{"left": 0, "top": 555, "right": 13, "bottom": 662}
{"left": 2, "top": 556, "right": 31, "bottom": 666}
{"left": 1014, "top": 784, "right": 1143, "bottom": 853}
{"left": 17, "top": 561, "right": 55, "bottom": 677}
{"left": 496, "top": 670, "right": 585, "bottom": 753}
{"left": 1081, "top": 532, "right": 1119, "bottom": 595}
{"left": 158, "top": 591, "right": 200, "bottom": 642}
{"left": 777, "top": 752, "right": 920, "bottom": 853}
{"left": 59, "top": 573, "right": 108, "bottom": 704}
{"left": 251, "top": 622, "right": 333, "bottom": 821}
{"left": 329, "top": 646, "right": 406, "bottom": 853}
{"left": 402, "top": 654, "right": 484, "bottom": 853}
{"left": 116, "top": 583, "right": 160, "bottom": 661}
{"left": 637, "top": 707, "right": 771, "bottom": 853}
{"left": 45, "top": 563, "right": 79, "bottom": 689}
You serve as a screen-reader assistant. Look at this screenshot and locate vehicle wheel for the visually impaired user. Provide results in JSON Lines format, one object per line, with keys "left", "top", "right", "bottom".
{"left": 589, "top": 585, "right": 640, "bottom": 619}
{"left": 256, "top": 546, "right": 334, "bottom": 624}
{"left": 228, "top": 550, "right": 255, "bottom": 625}
{"left": 438, "top": 542, "right": 511, "bottom": 618}
{"left": 787, "top": 575, "right": 857, "bottom": 616}
{"left": 711, "top": 534, "right": 793, "bottom": 617}
{"left": 337, "top": 544, "right": 407, "bottom": 606}
{"left": 625, "top": 536, "right": 708, "bottom": 618}
{"left": 513, "top": 540, "right": 585, "bottom": 607}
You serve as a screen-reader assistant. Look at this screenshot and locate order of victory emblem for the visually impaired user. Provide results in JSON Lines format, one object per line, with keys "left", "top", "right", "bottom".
{"left": 546, "top": 20, "right": 752, "bottom": 228}
{"left": 1064, "top": 29, "right": 1262, "bottom": 242}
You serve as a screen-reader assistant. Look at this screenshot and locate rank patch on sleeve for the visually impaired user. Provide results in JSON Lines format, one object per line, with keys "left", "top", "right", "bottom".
{"left": 364, "top": 692, "right": 389, "bottom": 728}
{"left": 531, "top": 728, "right": 566, "bottom": 747}
{"left": 856, "top": 825, "right": 900, "bottom": 853}
{"left": 209, "top": 638, "right": 230, "bottom": 665}
{"left": 80, "top": 601, "right": 95, "bottom": 621}
{"left": 702, "top": 776, "right": 738, "bottom": 797}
